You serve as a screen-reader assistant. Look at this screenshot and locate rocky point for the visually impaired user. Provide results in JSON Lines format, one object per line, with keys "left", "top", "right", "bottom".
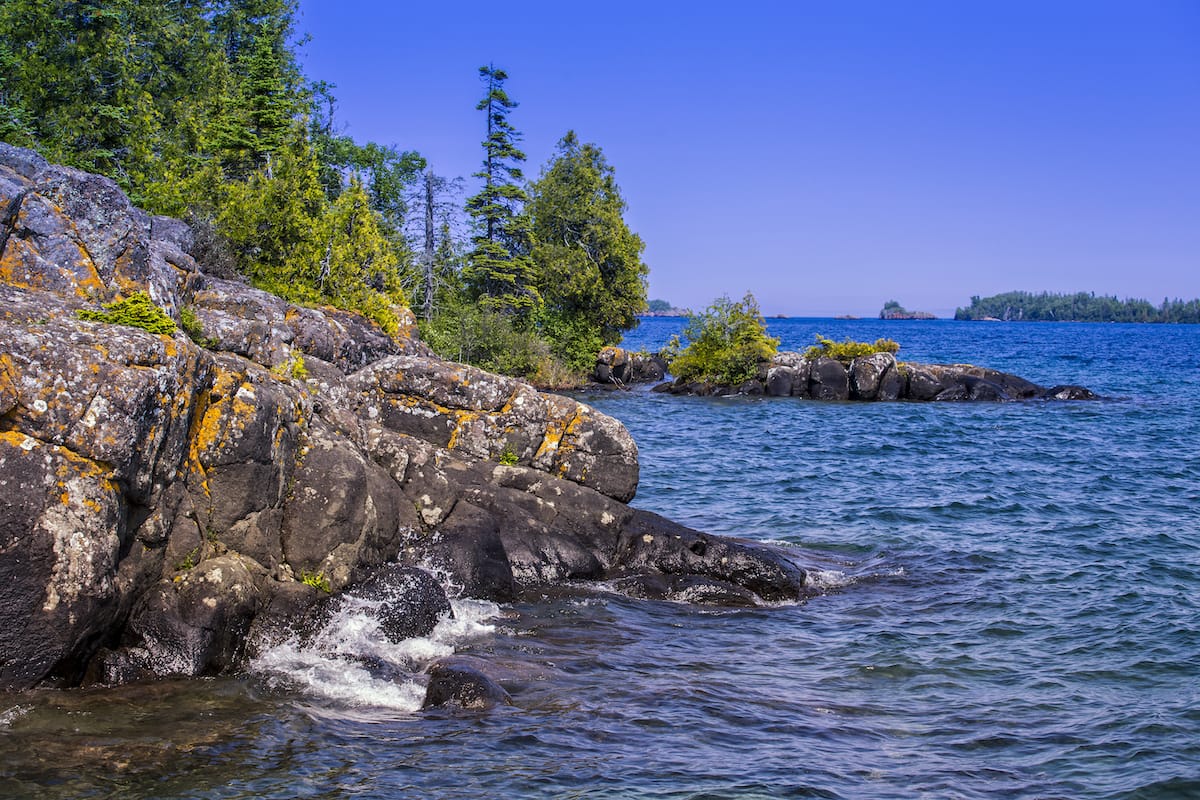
{"left": 0, "top": 144, "right": 812, "bottom": 691}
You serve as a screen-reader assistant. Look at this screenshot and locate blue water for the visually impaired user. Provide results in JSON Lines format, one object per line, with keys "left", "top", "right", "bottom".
{"left": 3, "top": 319, "right": 1198, "bottom": 799}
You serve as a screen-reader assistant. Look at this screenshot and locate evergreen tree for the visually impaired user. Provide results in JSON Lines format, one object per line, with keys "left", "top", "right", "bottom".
{"left": 528, "top": 131, "right": 648, "bottom": 369}
{"left": 463, "top": 65, "right": 539, "bottom": 319}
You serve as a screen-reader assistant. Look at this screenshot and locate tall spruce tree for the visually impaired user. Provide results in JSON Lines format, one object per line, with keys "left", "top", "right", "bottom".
{"left": 528, "top": 131, "right": 648, "bottom": 369}
{"left": 463, "top": 65, "right": 539, "bottom": 319}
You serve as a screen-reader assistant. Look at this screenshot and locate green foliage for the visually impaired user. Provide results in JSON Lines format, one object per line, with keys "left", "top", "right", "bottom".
{"left": 1, "top": 0, "right": 417, "bottom": 339}
{"left": 420, "top": 299, "right": 554, "bottom": 379}
{"left": 77, "top": 292, "right": 176, "bottom": 335}
{"left": 175, "top": 547, "right": 199, "bottom": 572}
{"left": 179, "top": 306, "right": 217, "bottom": 348}
{"left": 535, "top": 306, "right": 606, "bottom": 376}
{"left": 299, "top": 570, "right": 331, "bottom": 593}
{"left": 271, "top": 352, "right": 308, "bottom": 382}
{"left": 463, "top": 65, "right": 540, "bottom": 320}
{"left": 528, "top": 130, "right": 648, "bottom": 359}
{"left": 498, "top": 446, "right": 519, "bottom": 466}
{"left": 955, "top": 291, "right": 1200, "bottom": 323}
{"left": 647, "top": 299, "right": 674, "bottom": 314}
{"left": 803, "top": 335, "right": 900, "bottom": 363}
{"left": 667, "top": 293, "right": 779, "bottom": 385}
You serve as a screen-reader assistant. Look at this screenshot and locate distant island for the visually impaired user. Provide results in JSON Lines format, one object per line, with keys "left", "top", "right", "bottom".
{"left": 642, "top": 298, "right": 688, "bottom": 317}
{"left": 955, "top": 291, "right": 1200, "bottom": 323}
{"left": 879, "top": 300, "right": 936, "bottom": 320}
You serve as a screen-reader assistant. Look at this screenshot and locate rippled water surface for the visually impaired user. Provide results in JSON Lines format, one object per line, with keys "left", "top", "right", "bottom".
{"left": 3, "top": 319, "right": 1198, "bottom": 799}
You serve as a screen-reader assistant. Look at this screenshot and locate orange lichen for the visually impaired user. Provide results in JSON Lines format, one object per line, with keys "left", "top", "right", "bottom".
{"left": 536, "top": 404, "right": 583, "bottom": 461}
{"left": 446, "top": 410, "right": 479, "bottom": 450}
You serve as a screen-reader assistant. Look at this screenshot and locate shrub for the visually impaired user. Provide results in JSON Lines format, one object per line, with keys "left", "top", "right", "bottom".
{"left": 420, "top": 299, "right": 564, "bottom": 383}
{"left": 300, "top": 570, "right": 331, "bottom": 593}
{"left": 803, "top": 334, "right": 900, "bottom": 364}
{"left": 667, "top": 292, "right": 779, "bottom": 385}
{"left": 77, "top": 291, "right": 176, "bottom": 335}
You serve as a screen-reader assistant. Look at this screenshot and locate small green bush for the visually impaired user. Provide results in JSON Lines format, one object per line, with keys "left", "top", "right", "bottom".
{"left": 803, "top": 335, "right": 900, "bottom": 364}
{"left": 300, "top": 570, "right": 331, "bottom": 593}
{"left": 420, "top": 299, "right": 560, "bottom": 382}
{"left": 271, "top": 352, "right": 308, "bottom": 382}
{"left": 179, "top": 305, "right": 218, "bottom": 347}
{"left": 174, "top": 547, "right": 199, "bottom": 572}
{"left": 498, "top": 446, "right": 519, "bottom": 466}
{"left": 667, "top": 292, "right": 779, "bottom": 385}
{"left": 77, "top": 292, "right": 176, "bottom": 335}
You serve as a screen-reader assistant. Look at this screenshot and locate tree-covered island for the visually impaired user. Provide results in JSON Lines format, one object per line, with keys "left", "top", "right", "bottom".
{"left": 956, "top": 291, "right": 1200, "bottom": 323}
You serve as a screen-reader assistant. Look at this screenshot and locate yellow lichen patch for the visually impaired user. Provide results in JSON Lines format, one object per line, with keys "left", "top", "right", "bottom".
{"left": 496, "top": 387, "right": 522, "bottom": 416}
{"left": 537, "top": 404, "right": 584, "bottom": 461}
{"left": 0, "top": 353, "right": 19, "bottom": 405}
{"left": 71, "top": 243, "right": 105, "bottom": 296}
{"left": 0, "top": 240, "right": 39, "bottom": 287}
{"left": 446, "top": 410, "right": 479, "bottom": 450}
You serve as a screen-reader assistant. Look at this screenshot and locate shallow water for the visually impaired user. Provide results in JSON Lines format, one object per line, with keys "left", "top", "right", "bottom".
{"left": 3, "top": 319, "right": 1198, "bottom": 799}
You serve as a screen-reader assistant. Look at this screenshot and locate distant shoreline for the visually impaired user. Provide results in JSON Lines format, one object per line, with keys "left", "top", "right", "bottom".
{"left": 637, "top": 314, "right": 1198, "bottom": 324}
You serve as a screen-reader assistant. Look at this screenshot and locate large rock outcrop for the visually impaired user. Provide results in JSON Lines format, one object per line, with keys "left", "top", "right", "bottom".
{"left": 0, "top": 144, "right": 812, "bottom": 690}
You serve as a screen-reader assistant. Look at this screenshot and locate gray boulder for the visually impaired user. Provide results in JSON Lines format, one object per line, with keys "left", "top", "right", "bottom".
{"left": 849, "top": 353, "right": 897, "bottom": 400}
{"left": 809, "top": 357, "right": 850, "bottom": 401}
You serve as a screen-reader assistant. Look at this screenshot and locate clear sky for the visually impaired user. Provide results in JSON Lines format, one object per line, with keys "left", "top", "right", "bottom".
{"left": 295, "top": 0, "right": 1199, "bottom": 317}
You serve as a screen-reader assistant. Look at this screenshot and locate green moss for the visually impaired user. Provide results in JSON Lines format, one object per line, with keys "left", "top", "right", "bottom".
{"left": 77, "top": 291, "right": 176, "bottom": 335}
{"left": 300, "top": 569, "right": 331, "bottom": 593}
{"left": 803, "top": 335, "right": 900, "bottom": 365}
{"left": 498, "top": 445, "right": 518, "bottom": 466}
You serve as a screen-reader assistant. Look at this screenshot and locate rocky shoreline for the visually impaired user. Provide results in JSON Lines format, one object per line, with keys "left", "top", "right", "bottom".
{"left": 0, "top": 144, "right": 812, "bottom": 700}
{"left": 594, "top": 347, "right": 1096, "bottom": 402}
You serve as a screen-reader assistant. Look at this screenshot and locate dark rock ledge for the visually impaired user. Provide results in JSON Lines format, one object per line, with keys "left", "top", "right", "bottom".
{"left": 0, "top": 144, "right": 812, "bottom": 693}
{"left": 593, "top": 347, "right": 1096, "bottom": 401}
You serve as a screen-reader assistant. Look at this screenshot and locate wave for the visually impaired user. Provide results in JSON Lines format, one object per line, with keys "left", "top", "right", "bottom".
{"left": 250, "top": 589, "right": 501, "bottom": 714}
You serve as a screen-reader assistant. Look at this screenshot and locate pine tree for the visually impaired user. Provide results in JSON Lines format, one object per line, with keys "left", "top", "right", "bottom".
{"left": 463, "top": 65, "right": 540, "bottom": 320}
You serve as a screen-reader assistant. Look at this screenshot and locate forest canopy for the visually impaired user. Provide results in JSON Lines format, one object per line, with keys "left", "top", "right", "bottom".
{"left": 0, "top": 2, "right": 647, "bottom": 381}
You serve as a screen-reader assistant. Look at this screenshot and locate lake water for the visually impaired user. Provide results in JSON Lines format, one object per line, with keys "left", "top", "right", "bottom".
{"left": 3, "top": 318, "right": 1198, "bottom": 799}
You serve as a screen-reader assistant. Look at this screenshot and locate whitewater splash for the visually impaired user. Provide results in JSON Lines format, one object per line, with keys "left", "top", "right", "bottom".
{"left": 251, "top": 589, "right": 501, "bottom": 714}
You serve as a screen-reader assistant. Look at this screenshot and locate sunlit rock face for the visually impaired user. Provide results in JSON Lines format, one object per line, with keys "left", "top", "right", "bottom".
{"left": 1, "top": 144, "right": 809, "bottom": 690}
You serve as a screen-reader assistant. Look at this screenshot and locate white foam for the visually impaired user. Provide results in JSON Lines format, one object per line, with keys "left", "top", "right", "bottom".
{"left": 250, "top": 585, "right": 502, "bottom": 712}
{"left": 806, "top": 569, "right": 857, "bottom": 591}
{"left": 0, "top": 704, "right": 31, "bottom": 728}
{"left": 254, "top": 641, "right": 427, "bottom": 712}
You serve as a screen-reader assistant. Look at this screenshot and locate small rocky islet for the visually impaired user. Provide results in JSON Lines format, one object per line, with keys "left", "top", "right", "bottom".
{"left": 0, "top": 143, "right": 1094, "bottom": 706}
{"left": 593, "top": 345, "right": 1096, "bottom": 401}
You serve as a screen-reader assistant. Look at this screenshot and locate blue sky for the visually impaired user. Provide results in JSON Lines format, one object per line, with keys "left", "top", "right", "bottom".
{"left": 296, "top": 1, "right": 1199, "bottom": 317}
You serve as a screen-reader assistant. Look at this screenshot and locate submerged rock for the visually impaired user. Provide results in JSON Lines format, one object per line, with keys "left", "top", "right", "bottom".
{"left": 422, "top": 657, "right": 513, "bottom": 710}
